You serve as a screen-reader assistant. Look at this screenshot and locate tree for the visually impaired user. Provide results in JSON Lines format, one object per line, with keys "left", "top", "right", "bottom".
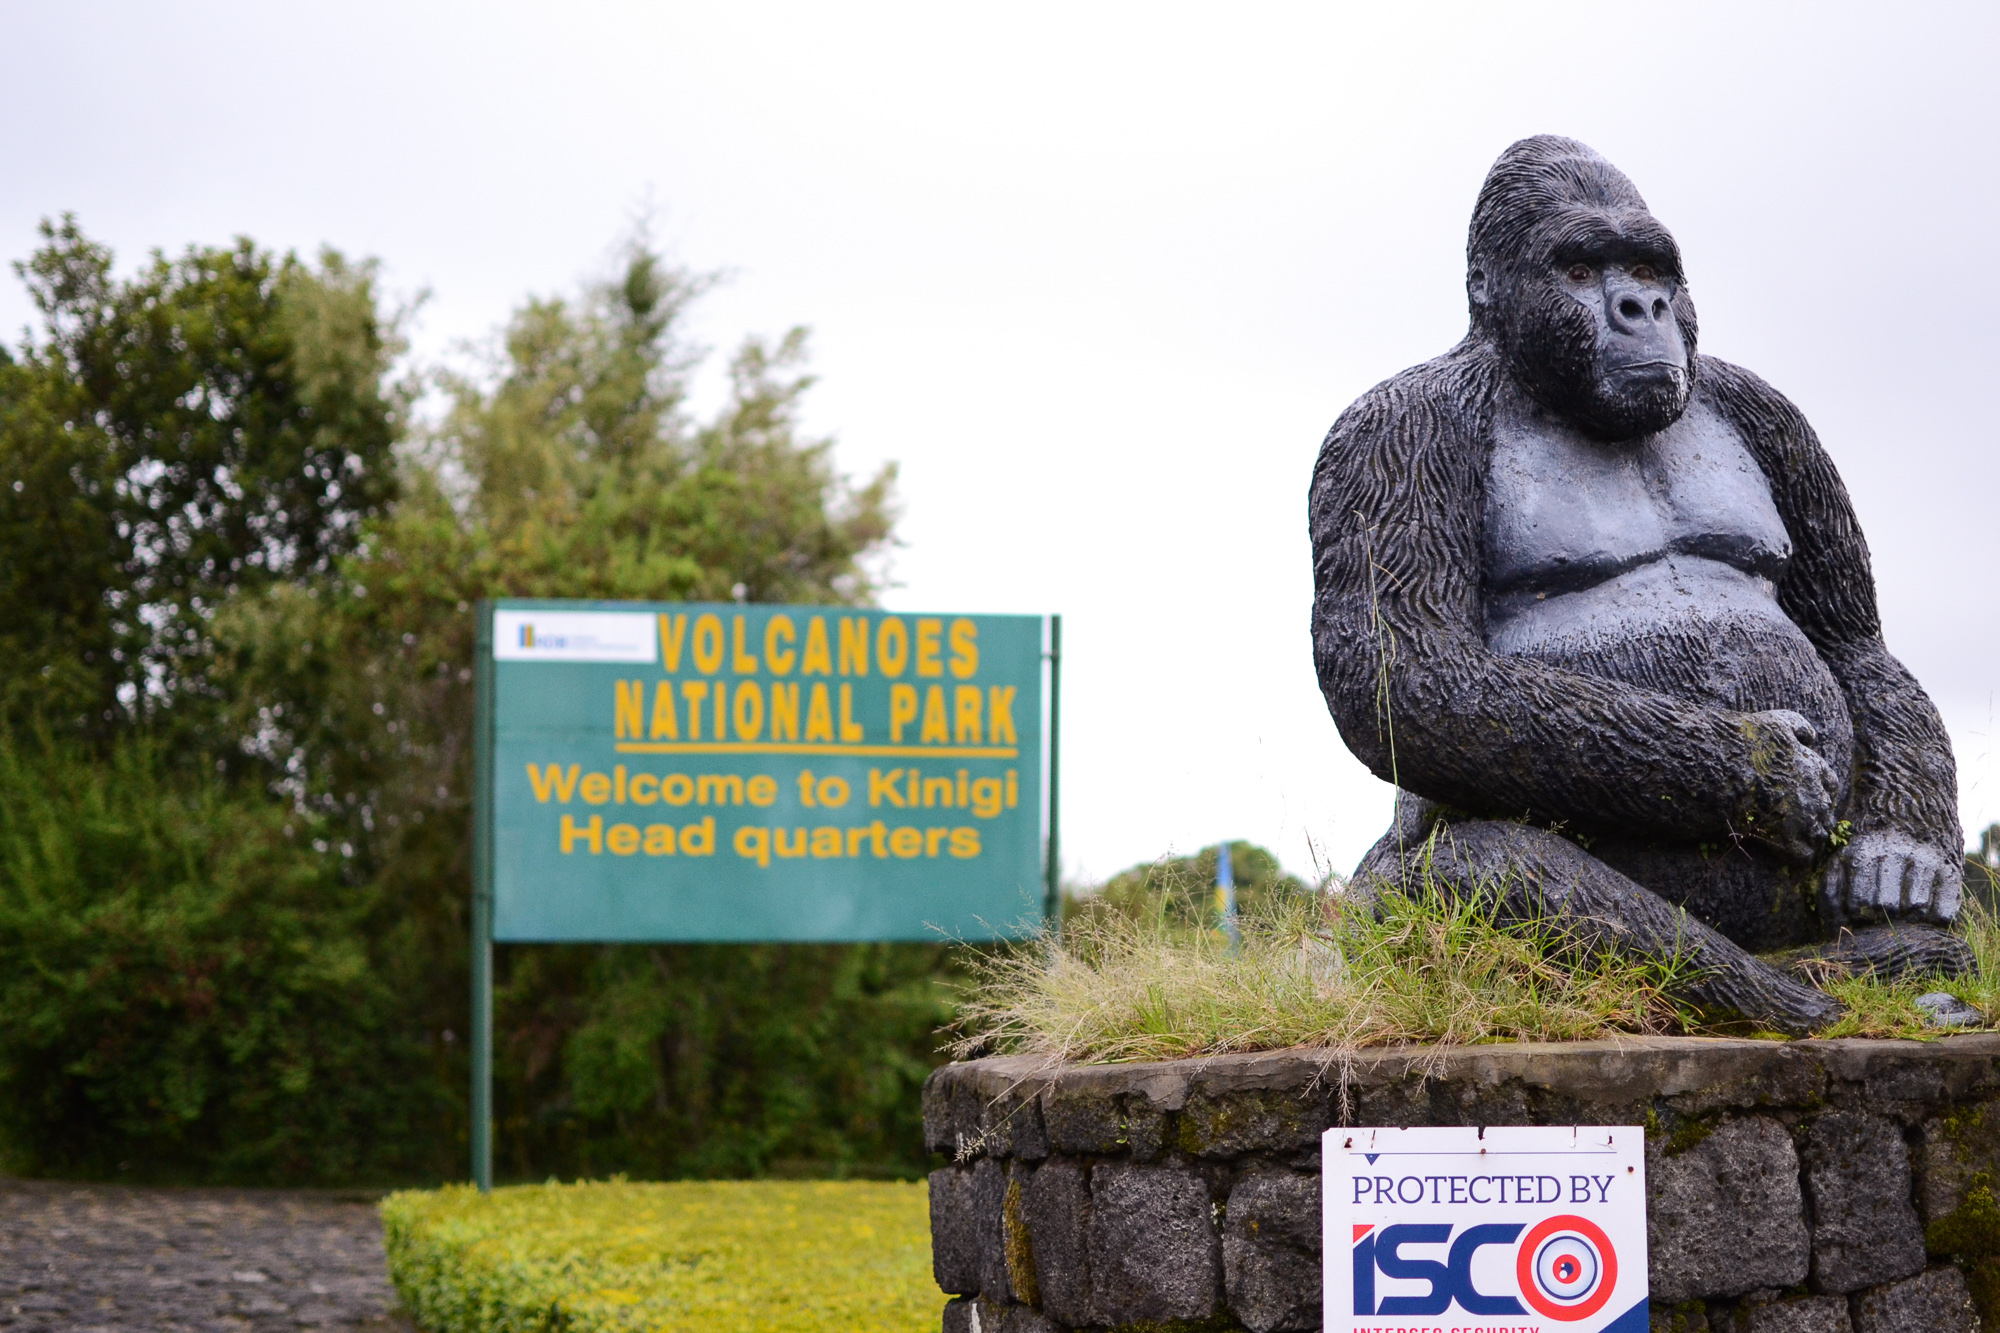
{"left": 0, "top": 217, "right": 402, "bottom": 738}
{"left": 213, "top": 238, "right": 932, "bottom": 1181}
{"left": 0, "top": 221, "right": 936, "bottom": 1184}
{"left": 1068, "top": 841, "right": 1310, "bottom": 931}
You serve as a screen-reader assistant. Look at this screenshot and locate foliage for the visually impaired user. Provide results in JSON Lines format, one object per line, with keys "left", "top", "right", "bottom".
{"left": 0, "top": 220, "right": 936, "bottom": 1184}
{"left": 380, "top": 1179, "right": 941, "bottom": 1333}
{"left": 1064, "top": 839, "right": 1308, "bottom": 931}
{"left": 0, "top": 217, "right": 402, "bottom": 737}
{"left": 960, "top": 843, "right": 1696, "bottom": 1065}
{"left": 494, "top": 942, "right": 955, "bottom": 1181}
{"left": 0, "top": 726, "right": 445, "bottom": 1182}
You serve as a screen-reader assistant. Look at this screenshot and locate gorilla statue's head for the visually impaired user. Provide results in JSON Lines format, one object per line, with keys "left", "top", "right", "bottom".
{"left": 1468, "top": 136, "right": 1700, "bottom": 441}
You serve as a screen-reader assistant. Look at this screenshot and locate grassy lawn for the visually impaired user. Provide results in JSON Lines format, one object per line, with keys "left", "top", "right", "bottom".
{"left": 381, "top": 1179, "right": 942, "bottom": 1333}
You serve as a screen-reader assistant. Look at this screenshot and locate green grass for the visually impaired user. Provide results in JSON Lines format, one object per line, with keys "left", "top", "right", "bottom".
{"left": 379, "top": 1179, "right": 942, "bottom": 1333}
{"left": 1815, "top": 890, "right": 2000, "bottom": 1039}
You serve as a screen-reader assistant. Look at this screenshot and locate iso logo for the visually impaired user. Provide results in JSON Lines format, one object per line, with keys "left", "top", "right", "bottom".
{"left": 1326, "top": 1125, "right": 1648, "bottom": 1333}
{"left": 1519, "top": 1215, "right": 1617, "bottom": 1320}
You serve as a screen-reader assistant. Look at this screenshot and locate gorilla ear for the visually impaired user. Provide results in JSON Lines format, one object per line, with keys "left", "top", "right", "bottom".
{"left": 1467, "top": 263, "right": 1491, "bottom": 308}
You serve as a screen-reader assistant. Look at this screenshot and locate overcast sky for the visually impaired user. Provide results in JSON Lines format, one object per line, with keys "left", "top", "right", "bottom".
{"left": 3, "top": 2, "right": 1997, "bottom": 883}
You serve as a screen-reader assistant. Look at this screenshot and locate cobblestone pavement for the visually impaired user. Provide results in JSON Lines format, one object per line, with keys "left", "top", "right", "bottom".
{"left": 0, "top": 1179, "right": 417, "bottom": 1331}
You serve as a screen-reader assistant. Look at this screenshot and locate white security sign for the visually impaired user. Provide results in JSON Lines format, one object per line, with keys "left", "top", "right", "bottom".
{"left": 1323, "top": 1124, "right": 1649, "bottom": 1333}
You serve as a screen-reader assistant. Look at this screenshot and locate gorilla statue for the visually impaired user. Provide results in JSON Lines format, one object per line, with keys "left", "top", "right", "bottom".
{"left": 1310, "top": 135, "right": 1969, "bottom": 1034}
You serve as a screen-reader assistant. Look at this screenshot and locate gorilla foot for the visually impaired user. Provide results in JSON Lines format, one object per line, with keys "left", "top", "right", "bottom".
{"left": 1681, "top": 954, "right": 1844, "bottom": 1038}
{"left": 1773, "top": 923, "right": 1976, "bottom": 984}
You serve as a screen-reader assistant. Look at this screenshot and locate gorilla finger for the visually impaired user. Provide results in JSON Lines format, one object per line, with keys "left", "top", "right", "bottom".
{"left": 1939, "top": 867, "right": 1966, "bottom": 921}
{"left": 1876, "top": 852, "right": 1910, "bottom": 912}
{"left": 1908, "top": 858, "right": 1935, "bottom": 913}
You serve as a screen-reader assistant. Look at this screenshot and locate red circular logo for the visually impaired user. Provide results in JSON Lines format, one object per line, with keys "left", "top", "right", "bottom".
{"left": 1515, "top": 1214, "right": 1618, "bottom": 1321}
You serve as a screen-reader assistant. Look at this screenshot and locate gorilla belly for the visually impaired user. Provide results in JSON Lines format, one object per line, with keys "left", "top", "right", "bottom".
{"left": 1487, "top": 562, "right": 1850, "bottom": 949}
{"left": 1486, "top": 557, "right": 1854, "bottom": 786}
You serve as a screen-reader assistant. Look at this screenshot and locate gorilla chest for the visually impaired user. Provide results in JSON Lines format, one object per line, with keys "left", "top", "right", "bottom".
{"left": 1481, "top": 396, "right": 1792, "bottom": 602}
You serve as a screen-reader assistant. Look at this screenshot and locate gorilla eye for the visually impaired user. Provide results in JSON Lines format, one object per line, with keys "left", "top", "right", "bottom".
{"left": 1631, "top": 263, "right": 1658, "bottom": 282}
{"left": 1566, "top": 264, "right": 1592, "bottom": 282}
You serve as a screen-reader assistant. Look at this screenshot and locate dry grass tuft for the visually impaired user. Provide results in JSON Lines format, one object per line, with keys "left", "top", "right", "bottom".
{"left": 951, "top": 874, "right": 1695, "bottom": 1066}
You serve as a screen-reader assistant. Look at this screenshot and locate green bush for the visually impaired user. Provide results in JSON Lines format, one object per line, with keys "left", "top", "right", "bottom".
{"left": 380, "top": 1179, "right": 941, "bottom": 1333}
{"left": 0, "top": 219, "right": 950, "bottom": 1186}
{"left": 1066, "top": 839, "right": 1309, "bottom": 931}
{"left": 0, "top": 727, "right": 447, "bottom": 1182}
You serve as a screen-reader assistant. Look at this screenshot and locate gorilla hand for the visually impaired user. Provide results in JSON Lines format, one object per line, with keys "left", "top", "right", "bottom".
{"left": 1737, "top": 709, "right": 1839, "bottom": 864}
{"left": 1823, "top": 829, "right": 1964, "bottom": 924}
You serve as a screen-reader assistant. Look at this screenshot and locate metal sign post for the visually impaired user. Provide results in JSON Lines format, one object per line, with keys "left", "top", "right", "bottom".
{"left": 467, "top": 600, "right": 1056, "bottom": 1190}
{"left": 471, "top": 602, "right": 495, "bottom": 1193}
{"left": 1042, "top": 614, "right": 1061, "bottom": 930}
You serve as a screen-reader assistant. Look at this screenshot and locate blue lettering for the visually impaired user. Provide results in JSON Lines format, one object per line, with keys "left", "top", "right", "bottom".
{"left": 1447, "top": 1223, "right": 1527, "bottom": 1315}
{"left": 1375, "top": 1223, "right": 1452, "bottom": 1316}
{"left": 1352, "top": 1230, "right": 1375, "bottom": 1316}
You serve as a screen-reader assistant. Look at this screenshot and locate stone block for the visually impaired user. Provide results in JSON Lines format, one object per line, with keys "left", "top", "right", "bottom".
{"left": 1000, "top": 1162, "right": 1039, "bottom": 1309}
{"left": 1728, "top": 1295, "right": 1851, "bottom": 1333}
{"left": 1179, "top": 1085, "right": 1330, "bottom": 1158}
{"left": 1920, "top": 1099, "right": 2000, "bottom": 1224}
{"left": 1020, "top": 1158, "right": 1090, "bottom": 1328}
{"left": 1124, "top": 1097, "right": 1171, "bottom": 1162}
{"left": 993, "top": 1087, "right": 1049, "bottom": 1161}
{"left": 923, "top": 1057, "right": 1054, "bottom": 1160}
{"left": 1648, "top": 1116, "right": 1810, "bottom": 1302}
{"left": 940, "top": 1297, "right": 1059, "bottom": 1333}
{"left": 1819, "top": 1035, "right": 2000, "bottom": 1121}
{"left": 1040, "top": 1083, "right": 1124, "bottom": 1155}
{"left": 1086, "top": 1162, "right": 1221, "bottom": 1326}
{"left": 929, "top": 1167, "right": 984, "bottom": 1296}
{"left": 1802, "top": 1112, "right": 1926, "bottom": 1293}
{"left": 972, "top": 1159, "right": 1013, "bottom": 1303}
{"left": 1221, "top": 1172, "right": 1321, "bottom": 1333}
{"left": 1849, "top": 1265, "right": 1981, "bottom": 1333}
{"left": 923, "top": 1067, "right": 961, "bottom": 1157}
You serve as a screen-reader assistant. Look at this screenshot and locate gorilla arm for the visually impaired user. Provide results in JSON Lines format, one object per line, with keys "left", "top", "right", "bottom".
{"left": 1310, "top": 345, "right": 1835, "bottom": 860}
{"left": 1704, "top": 356, "right": 1965, "bottom": 921}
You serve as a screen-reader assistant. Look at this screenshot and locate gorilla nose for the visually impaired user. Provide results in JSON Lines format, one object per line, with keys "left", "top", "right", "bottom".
{"left": 1610, "top": 288, "right": 1671, "bottom": 331}
{"left": 1603, "top": 281, "right": 1684, "bottom": 372}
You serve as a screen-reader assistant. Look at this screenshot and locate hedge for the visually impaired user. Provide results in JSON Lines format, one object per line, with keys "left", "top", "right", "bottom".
{"left": 379, "top": 1179, "right": 942, "bottom": 1333}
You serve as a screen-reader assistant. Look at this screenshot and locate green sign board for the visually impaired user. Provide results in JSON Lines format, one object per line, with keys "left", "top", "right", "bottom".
{"left": 476, "top": 599, "right": 1049, "bottom": 942}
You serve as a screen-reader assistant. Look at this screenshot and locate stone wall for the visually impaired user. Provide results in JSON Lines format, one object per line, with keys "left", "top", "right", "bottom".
{"left": 924, "top": 1036, "right": 2000, "bottom": 1333}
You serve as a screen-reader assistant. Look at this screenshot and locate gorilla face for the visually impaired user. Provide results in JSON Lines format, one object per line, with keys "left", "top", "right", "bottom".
{"left": 1511, "top": 238, "right": 1694, "bottom": 439}
{"left": 1465, "top": 139, "right": 1700, "bottom": 442}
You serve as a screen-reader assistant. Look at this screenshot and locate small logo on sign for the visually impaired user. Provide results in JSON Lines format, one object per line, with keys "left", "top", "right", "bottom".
{"left": 1519, "top": 1214, "right": 1617, "bottom": 1321}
